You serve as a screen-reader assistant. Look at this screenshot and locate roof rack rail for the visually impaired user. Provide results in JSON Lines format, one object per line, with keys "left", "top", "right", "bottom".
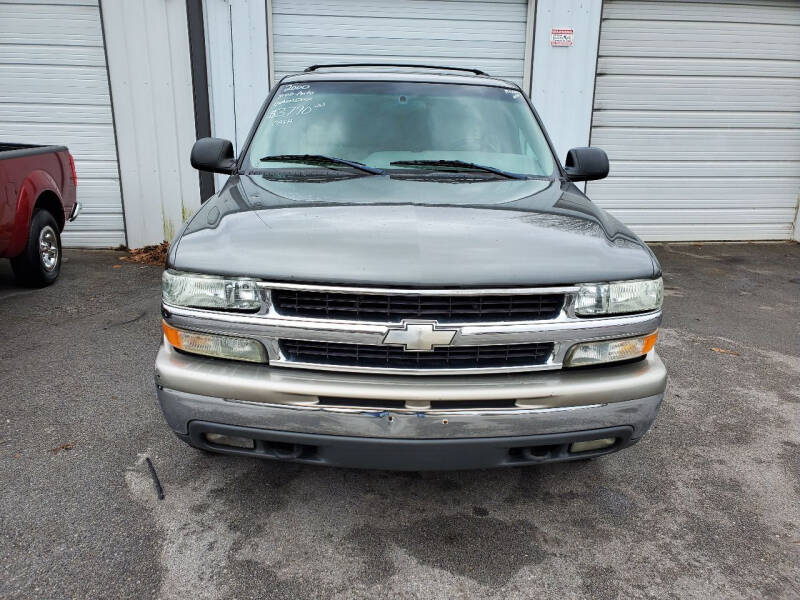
{"left": 303, "top": 63, "right": 489, "bottom": 76}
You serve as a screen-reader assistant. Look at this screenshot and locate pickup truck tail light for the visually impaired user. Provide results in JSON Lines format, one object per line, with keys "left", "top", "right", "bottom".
{"left": 565, "top": 331, "right": 658, "bottom": 367}
{"left": 68, "top": 153, "right": 77, "bottom": 187}
{"left": 162, "top": 321, "right": 267, "bottom": 363}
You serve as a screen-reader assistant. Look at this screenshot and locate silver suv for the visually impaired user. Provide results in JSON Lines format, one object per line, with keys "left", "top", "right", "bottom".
{"left": 155, "top": 65, "right": 666, "bottom": 470}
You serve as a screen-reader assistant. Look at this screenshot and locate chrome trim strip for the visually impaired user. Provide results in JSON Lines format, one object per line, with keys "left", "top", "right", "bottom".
{"left": 163, "top": 303, "right": 661, "bottom": 345}
{"left": 255, "top": 282, "right": 580, "bottom": 295}
{"left": 227, "top": 399, "right": 604, "bottom": 417}
{"left": 159, "top": 384, "right": 663, "bottom": 439}
{"left": 266, "top": 357, "right": 561, "bottom": 376}
{"left": 231, "top": 398, "right": 605, "bottom": 417}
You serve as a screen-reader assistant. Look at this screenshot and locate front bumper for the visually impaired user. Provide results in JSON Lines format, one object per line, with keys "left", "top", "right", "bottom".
{"left": 155, "top": 343, "right": 667, "bottom": 469}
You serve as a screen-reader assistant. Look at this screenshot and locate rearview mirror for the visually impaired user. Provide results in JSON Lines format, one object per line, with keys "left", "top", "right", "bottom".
{"left": 564, "top": 147, "right": 609, "bottom": 182}
{"left": 190, "top": 137, "right": 236, "bottom": 174}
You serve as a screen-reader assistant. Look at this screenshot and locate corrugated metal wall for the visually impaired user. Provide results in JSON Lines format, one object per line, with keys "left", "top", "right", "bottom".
{"left": 270, "top": 0, "right": 530, "bottom": 88}
{"left": 102, "top": 0, "right": 201, "bottom": 248}
{"left": 588, "top": 0, "right": 800, "bottom": 241}
{"left": 0, "top": 0, "right": 125, "bottom": 247}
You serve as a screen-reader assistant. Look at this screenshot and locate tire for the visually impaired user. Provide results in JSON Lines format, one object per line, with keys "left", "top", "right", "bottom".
{"left": 10, "top": 210, "right": 62, "bottom": 287}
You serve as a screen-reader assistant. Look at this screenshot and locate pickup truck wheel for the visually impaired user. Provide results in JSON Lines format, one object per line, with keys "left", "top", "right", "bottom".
{"left": 11, "top": 210, "right": 62, "bottom": 287}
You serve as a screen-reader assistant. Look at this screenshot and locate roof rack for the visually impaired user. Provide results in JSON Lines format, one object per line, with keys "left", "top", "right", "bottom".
{"left": 303, "top": 63, "right": 489, "bottom": 76}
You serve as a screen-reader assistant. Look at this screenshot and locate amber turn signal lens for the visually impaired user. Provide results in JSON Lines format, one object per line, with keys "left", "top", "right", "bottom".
{"left": 162, "top": 320, "right": 182, "bottom": 347}
{"left": 162, "top": 320, "right": 267, "bottom": 363}
{"left": 641, "top": 330, "right": 658, "bottom": 354}
{"left": 565, "top": 330, "right": 659, "bottom": 367}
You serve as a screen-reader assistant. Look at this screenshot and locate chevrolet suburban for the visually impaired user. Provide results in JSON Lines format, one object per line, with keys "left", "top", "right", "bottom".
{"left": 155, "top": 65, "right": 666, "bottom": 470}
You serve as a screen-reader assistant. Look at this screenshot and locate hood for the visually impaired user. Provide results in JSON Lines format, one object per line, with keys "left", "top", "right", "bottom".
{"left": 169, "top": 174, "right": 658, "bottom": 287}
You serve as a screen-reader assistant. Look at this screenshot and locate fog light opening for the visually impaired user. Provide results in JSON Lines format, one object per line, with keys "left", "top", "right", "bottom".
{"left": 527, "top": 444, "right": 560, "bottom": 459}
{"left": 205, "top": 432, "right": 255, "bottom": 449}
{"left": 569, "top": 437, "right": 616, "bottom": 454}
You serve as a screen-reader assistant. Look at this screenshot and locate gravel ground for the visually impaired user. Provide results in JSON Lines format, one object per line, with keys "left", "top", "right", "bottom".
{"left": 1, "top": 242, "right": 798, "bottom": 599}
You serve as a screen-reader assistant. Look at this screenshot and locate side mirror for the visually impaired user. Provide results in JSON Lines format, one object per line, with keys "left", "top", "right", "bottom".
{"left": 564, "top": 147, "right": 609, "bottom": 182}
{"left": 190, "top": 137, "right": 236, "bottom": 174}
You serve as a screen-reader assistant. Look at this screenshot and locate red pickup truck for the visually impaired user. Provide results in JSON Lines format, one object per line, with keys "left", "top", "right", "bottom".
{"left": 0, "top": 143, "right": 79, "bottom": 286}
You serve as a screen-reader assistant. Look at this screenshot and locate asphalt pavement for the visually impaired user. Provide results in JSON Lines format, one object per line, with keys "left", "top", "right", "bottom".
{"left": 1, "top": 242, "right": 798, "bottom": 599}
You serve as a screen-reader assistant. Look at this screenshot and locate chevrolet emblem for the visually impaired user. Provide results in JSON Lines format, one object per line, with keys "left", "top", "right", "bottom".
{"left": 382, "top": 320, "right": 458, "bottom": 352}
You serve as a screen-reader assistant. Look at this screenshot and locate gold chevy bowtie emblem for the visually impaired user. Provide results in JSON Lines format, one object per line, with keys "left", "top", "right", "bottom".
{"left": 382, "top": 320, "right": 458, "bottom": 352}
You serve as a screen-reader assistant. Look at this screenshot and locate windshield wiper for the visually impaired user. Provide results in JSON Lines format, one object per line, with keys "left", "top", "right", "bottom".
{"left": 260, "top": 154, "right": 384, "bottom": 175}
{"left": 389, "top": 159, "right": 526, "bottom": 180}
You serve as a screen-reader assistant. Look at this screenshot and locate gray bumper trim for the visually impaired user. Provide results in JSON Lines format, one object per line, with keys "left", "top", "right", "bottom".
{"left": 183, "top": 422, "right": 638, "bottom": 470}
{"left": 155, "top": 342, "right": 666, "bottom": 439}
{"left": 155, "top": 342, "right": 667, "bottom": 407}
{"left": 157, "top": 387, "right": 663, "bottom": 440}
{"left": 160, "top": 387, "right": 662, "bottom": 439}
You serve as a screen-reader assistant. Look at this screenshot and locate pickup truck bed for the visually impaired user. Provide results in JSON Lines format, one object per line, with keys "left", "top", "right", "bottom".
{"left": 0, "top": 142, "right": 78, "bottom": 286}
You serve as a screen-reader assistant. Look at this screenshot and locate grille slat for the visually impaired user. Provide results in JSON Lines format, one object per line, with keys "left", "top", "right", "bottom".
{"left": 272, "top": 290, "right": 564, "bottom": 322}
{"left": 279, "top": 340, "right": 554, "bottom": 370}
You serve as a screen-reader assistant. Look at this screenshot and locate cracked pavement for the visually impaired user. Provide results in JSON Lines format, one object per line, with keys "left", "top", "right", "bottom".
{"left": 1, "top": 243, "right": 798, "bottom": 599}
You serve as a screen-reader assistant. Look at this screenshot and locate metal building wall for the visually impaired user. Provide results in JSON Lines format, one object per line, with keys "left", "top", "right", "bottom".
{"left": 268, "top": 0, "right": 532, "bottom": 89}
{"left": 272, "top": 0, "right": 528, "bottom": 85}
{"left": 203, "top": 0, "right": 271, "bottom": 157}
{"left": 101, "top": 0, "right": 201, "bottom": 248}
{"left": 0, "top": 0, "right": 125, "bottom": 247}
{"left": 201, "top": 0, "right": 536, "bottom": 194}
{"left": 530, "top": 0, "right": 602, "bottom": 165}
{"left": 588, "top": 0, "right": 800, "bottom": 241}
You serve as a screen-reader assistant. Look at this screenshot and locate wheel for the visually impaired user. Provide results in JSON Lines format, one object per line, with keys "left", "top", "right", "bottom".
{"left": 10, "top": 210, "right": 62, "bottom": 287}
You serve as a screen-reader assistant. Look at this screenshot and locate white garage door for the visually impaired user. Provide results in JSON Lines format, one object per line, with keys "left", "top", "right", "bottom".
{"left": 0, "top": 0, "right": 124, "bottom": 247}
{"left": 271, "top": 0, "right": 531, "bottom": 88}
{"left": 588, "top": 0, "right": 800, "bottom": 241}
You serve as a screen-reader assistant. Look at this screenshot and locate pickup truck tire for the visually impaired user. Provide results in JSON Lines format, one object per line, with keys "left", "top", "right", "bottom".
{"left": 11, "top": 210, "right": 61, "bottom": 287}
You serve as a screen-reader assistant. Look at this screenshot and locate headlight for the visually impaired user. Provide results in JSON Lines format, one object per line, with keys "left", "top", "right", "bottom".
{"left": 575, "top": 278, "right": 663, "bottom": 316}
{"left": 565, "top": 331, "right": 658, "bottom": 367}
{"left": 162, "top": 321, "right": 267, "bottom": 363}
{"left": 162, "top": 269, "right": 261, "bottom": 311}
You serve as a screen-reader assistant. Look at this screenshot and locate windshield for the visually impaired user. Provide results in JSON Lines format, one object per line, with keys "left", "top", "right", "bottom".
{"left": 243, "top": 81, "right": 556, "bottom": 178}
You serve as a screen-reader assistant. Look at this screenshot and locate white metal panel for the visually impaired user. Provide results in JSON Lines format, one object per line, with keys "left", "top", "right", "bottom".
{"left": 270, "top": 0, "right": 529, "bottom": 87}
{"left": 0, "top": 45, "right": 106, "bottom": 67}
{"left": 602, "top": 0, "right": 800, "bottom": 25}
{"left": 594, "top": 75, "right": 800, "bottom": 111}
{"left": 204, "top": 0, "right": 270, "bottom": 155}
{"left": 599, "top": 20, "right": 800, "bottom": 60}
{"left": 593, "top": 110, "right": 800, "bottom": 129}
{"left": 204, "top": 0, "right": 270, "bottom": 190}
{"left": 590, "top": 178, "right": 800, "bottom": 209}
{"left": 530, "top": 0, "right": 602, "bottom": 165}
{"left": 0, "top": 0, "right": 124, "bottom": 247}
{"left": 597, "top": 56, "right": 800, "bottom": 78}
{"left": 591, "top": 128, "right": 800, "bottom": 161}
{"left": 102, "top": 0, "right": 201, "bottom": 247}
{"left": 589, "top": 0, "right": 800, "bottom": 241}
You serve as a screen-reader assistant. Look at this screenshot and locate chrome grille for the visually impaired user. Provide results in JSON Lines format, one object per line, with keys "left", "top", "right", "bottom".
{"left": 165, "top": 281, "right": 662, "bottom": 376}
{"left": 279, "top": 340, "right": 554, "bottom": 370}
{"left": 271, "top": 289, "right": 564, "bottom": 322}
